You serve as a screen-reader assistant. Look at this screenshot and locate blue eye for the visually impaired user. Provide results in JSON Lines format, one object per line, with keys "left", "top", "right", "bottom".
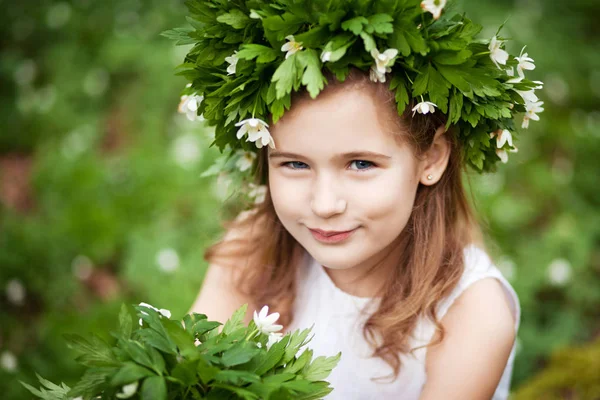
{"left": 349, "top": 160, "right": 375, "bottom": 171}
{"left": 283, "top": 161, "right": 309, "bottom": 169}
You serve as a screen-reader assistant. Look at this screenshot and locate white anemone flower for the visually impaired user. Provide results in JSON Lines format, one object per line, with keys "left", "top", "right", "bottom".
{"left": 235, "top": 118, "right": 275, "bottom": 149}
{"left": 116, "top": 382, "right": 139, "bottom": 399}
{"left": 515, "top": 47, "right": 535, "bottom": 79}
{"left": 253, "top": 305, "right": 283, "bottom": 335}
{"left": 411, "top": 101, "right": 438, "bottom": 116}
{"left": 496, "top": 146, "right": 518, "bottom": 164}
{"left": 420, "top": 0, "right": 447, "bottom": 20}
{"left": 516, "top": 89, "right": 539, "bottom": 103}
{"left": 247, "top": 183, "right": 267, "bottom": 204}
{"left": 522, "top": 100, "right": 544, "bottom": 128}
{"left": 489, "top": 36, "right": 509, "bottom": 69}
{"left": 370, "top": 48, "right": 398, "bottom": 74}
{"left": 0, "top": 351, "right": 18, "bottom": 373}
{"left": 281, "top": 35, "right": 303, "bottom": 59}
{"left": 138, "top": 302, "right": 172, "bottom": 326}
{"left": 266, "top": 332, "right": 283, "bottom": 350}
{"left": 178, "top": 93, "right": 204, "bottom": 121}
{"left": 225, "top": 51, "right": 239, "bottom": 75}
{"left": 235, "top": 150, "right": 256, "bottom": 172}
{"left": 320, "top": 51, "right": 332, "bottom": 63}
{"left": 369, "top": 65, "right": 390, "bottom": 83}
{"left": 490, "top": 129, "right": 513, "bottom": 148}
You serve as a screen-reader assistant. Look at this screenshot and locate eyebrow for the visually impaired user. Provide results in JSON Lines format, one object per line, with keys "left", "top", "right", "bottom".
{"left": 268, "top": 150, "right": 392, "bottom": 161}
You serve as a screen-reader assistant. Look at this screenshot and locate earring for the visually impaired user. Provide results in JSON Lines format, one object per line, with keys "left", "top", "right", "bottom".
{"left": 427, "top": 174, "right": 433, "bottom": 181}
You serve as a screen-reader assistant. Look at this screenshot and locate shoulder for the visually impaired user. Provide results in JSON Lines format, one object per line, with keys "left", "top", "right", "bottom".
{"left": 421, "top": 270, "right": 517, "bottom": 398}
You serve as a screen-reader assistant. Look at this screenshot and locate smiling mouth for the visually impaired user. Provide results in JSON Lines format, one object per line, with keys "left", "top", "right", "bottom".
{"left": 308, "top": 227, "right": 358, "bottom": 243}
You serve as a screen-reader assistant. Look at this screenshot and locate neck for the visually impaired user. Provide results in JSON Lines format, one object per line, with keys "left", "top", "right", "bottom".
{"left": 322, "top": 235, "right": 405, "bottom": 298}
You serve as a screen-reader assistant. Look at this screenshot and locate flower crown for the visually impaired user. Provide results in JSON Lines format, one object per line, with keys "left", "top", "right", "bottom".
{"left": 165, "top": 0, "right": 543, "bottom": 196}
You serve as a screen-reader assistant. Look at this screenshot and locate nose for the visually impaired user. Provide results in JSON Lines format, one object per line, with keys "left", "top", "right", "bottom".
{"left": 310, "top": 174, "right": 347, "bottom": 218}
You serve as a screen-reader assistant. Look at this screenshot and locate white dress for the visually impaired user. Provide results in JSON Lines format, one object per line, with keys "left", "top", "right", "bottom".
{"left": 286, "top": 244, "right": 521, "bottom": 400}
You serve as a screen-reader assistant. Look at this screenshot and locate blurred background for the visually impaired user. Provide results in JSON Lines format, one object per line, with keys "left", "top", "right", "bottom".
{"left": 0, "top": 0, "right": 598, "bottom": 398}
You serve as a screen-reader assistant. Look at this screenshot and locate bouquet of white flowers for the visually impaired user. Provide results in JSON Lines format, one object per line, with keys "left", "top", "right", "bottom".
{"left": 21, "top": 303, "right": 340, "bottom": 400}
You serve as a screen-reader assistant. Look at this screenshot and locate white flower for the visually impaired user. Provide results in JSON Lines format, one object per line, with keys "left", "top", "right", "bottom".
{"left": 225, "top": 51, "right": 239, "bottom": 75}
{"left": 496, "top": 146, "right": 518, "bottom": 164}
{"left": 490, "top": 129, "right": 513, "bottom": 148}
{"left": 72, "top": 255, "right": 93, "bottom": 281}
{"left": 5, "top": 279, "right": 26, "bottom": 306}
{"left": 281, "top": 35, "right": 303, "bottom": 59}
{"left": 266, "top": 332, "right": 283, "bottom": 350}
{"left": 420, "top": 0, "right": 447, "bottom": 20}
{"left": 516, "top": 89, "right": 539, "bottom": 103}
{"left": 522, "top": 100, "right": 544, "bottom": 129}
{"left": 515, "top": 46, "right": 535, "bottom": 79}
{"left": 235, "top": 150, "right": 256, "bottom": 172}
{"left": 138, "top": 302, "right": 172, "bottom": 326}
{"left": 320, "top": 51, "right": 332, "bottom": 63}
{"left": 171, "top": 134, "right": 201, "bottom": 169}
{"left": 532, "top": 80, "right": 544, "bottom": 90}
{"left": 0, "top": 351, "right": 18, "bottom": 373}
{"left": 370, "top": 48, "right": 398, "bottom": 75}
{"left": 369, "top": 65, "right": 390, "bottom": 83}
{"left": 411, "top": 101, "right": 438, "bottom": 116}
{"left": 178, "top": 93, "right": 204, "bottom": 121}
{"left": 235, "top": 118, "right": 275, "bottom": 149}
{"left": 489, "top": 36, "right": 509, "bottom": 69}
{"left": 253, "top": 305, "right": 283, "bottom": 335}
{"left": 248, "top": 183, "right": 267, "bottom": 204}
{"left": 547, "top": 258, "right": 572, "bottom": 286}
{"left": 156, "top": 248, "right": 180, "bottom": 273}
{"left": 116, "top": 381, "right": 139, "bottom": 399}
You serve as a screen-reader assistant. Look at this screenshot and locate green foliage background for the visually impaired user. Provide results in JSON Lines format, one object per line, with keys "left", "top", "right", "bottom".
{"left": 0, "top": 0, "right": 598, "bottom": 399}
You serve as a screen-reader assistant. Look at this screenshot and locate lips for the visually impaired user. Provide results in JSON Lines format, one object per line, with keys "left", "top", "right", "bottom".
{"left": 308, "top": 227, "right": 358, "bottom": 244}
{"left": 310, "top": 229, "right": 354, "bottom": 237}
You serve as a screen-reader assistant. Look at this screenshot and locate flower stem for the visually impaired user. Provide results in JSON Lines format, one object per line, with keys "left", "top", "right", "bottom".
{"left": 245, "top": 328, "right": 259, "bottom": 341}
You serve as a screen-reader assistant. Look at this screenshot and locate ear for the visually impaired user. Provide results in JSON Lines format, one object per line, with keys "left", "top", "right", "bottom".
{"left": 419, "top": 125, "right": 451, "bottom": 185}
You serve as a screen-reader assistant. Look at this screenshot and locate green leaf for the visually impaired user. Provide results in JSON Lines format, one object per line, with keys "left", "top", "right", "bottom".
{"left": 111, "top": 362, "right": 155, "bottom": 386}
{"left": 222, "top": 304, "right": 247, "bottom": 335}
{"left": 282, "top": 327, "right": 314, "bottom": 364}
{"left": 272, "top": 56, "right": 297, "bottom": 99}
{"left": 63, "top": 334, "right": 119, "bottom": 368}
{"left": 368, "top": 14, "right": 394, "bottom": 34}
{"left": 302, "top": 352, "right": 341, "bottom": 381}
{"left": 220, "top": 343, "right": 261, "bottom": 367}
{"left": 341, "top": 16, "right": 369, "bottom": 35}
{"left": 412, "top": 67, "right": 430, "bottom": 97}
{"left": 119, "top": 304, "right": 132, "bottom": 339}
{"left": 390, "top": 75, "right": 410, "bottom": 115}
{"left": 214, "top": 370, "right": 261, "bottom": 386}
{"left": 197, "top": 356, "right": 221, "bottom": 385}
{"left": 297, "top": 50, "right": 326, "bottom": 99}
{"left": 433, "top": 49, "right": 473, "bottom": 65}
{"left": 237, "top": 44, "right": 279, "bottom": 64}
{"left": 140, "top": 376, "right": 167, "bottom": 400}
{"left": 163, "top": 319, "right": 198, "bottom": 359}
{"left": 67, "top": 367, "right": 115, "bottom": 397}
{"left": 216, "top": 9, "right": 250, "bottom": 30}
{"left": 171, "top": 360, "right": 201, "bottom": 386}
{"left": 359, "top": 32, "right": 376, "bottom": 52}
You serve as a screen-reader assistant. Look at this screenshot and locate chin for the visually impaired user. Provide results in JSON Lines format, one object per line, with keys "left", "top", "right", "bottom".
{"left": 302, "top": 242, "right": 366, "bottom": 270}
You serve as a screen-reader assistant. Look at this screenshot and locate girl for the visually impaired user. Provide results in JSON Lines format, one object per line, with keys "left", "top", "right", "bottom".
{"left": 189, "top": 70, "right": 519, "bottom": 399}
{"left": 174, "top": 1, "right": 540, "bottom": 398}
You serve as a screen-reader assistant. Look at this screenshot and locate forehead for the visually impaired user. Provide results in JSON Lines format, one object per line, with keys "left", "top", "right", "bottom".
{"left": 270, "top": 87, "right": 406, "bottom": 155}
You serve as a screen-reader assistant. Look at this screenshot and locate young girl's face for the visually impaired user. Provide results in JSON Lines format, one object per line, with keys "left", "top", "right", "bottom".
{"left": 268, "top": 86, "right": 424, "bottom": 271}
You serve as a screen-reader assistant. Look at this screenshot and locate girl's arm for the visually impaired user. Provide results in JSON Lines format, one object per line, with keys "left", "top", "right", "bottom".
{"left": 188, "top": 212, "right": 260, "bottom": 325}
{"left": 420, "top": 278, "right": 516, "bottom": 400}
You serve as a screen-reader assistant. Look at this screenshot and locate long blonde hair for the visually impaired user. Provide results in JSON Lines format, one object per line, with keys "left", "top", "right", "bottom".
{"left": 205, "top": 69, "right": 482, "bottom": 380}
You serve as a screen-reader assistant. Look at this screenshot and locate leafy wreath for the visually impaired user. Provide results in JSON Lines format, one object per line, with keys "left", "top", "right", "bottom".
{"left": 164, "top": 0, "right": 544, "bottom": 195}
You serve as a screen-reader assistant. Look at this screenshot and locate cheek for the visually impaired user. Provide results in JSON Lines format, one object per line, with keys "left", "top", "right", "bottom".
{"left": 268, "top": 172, "right": 304, "bottom": 219}
{"left": 358, "top": 172, "right": 419, "bottom": 226}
